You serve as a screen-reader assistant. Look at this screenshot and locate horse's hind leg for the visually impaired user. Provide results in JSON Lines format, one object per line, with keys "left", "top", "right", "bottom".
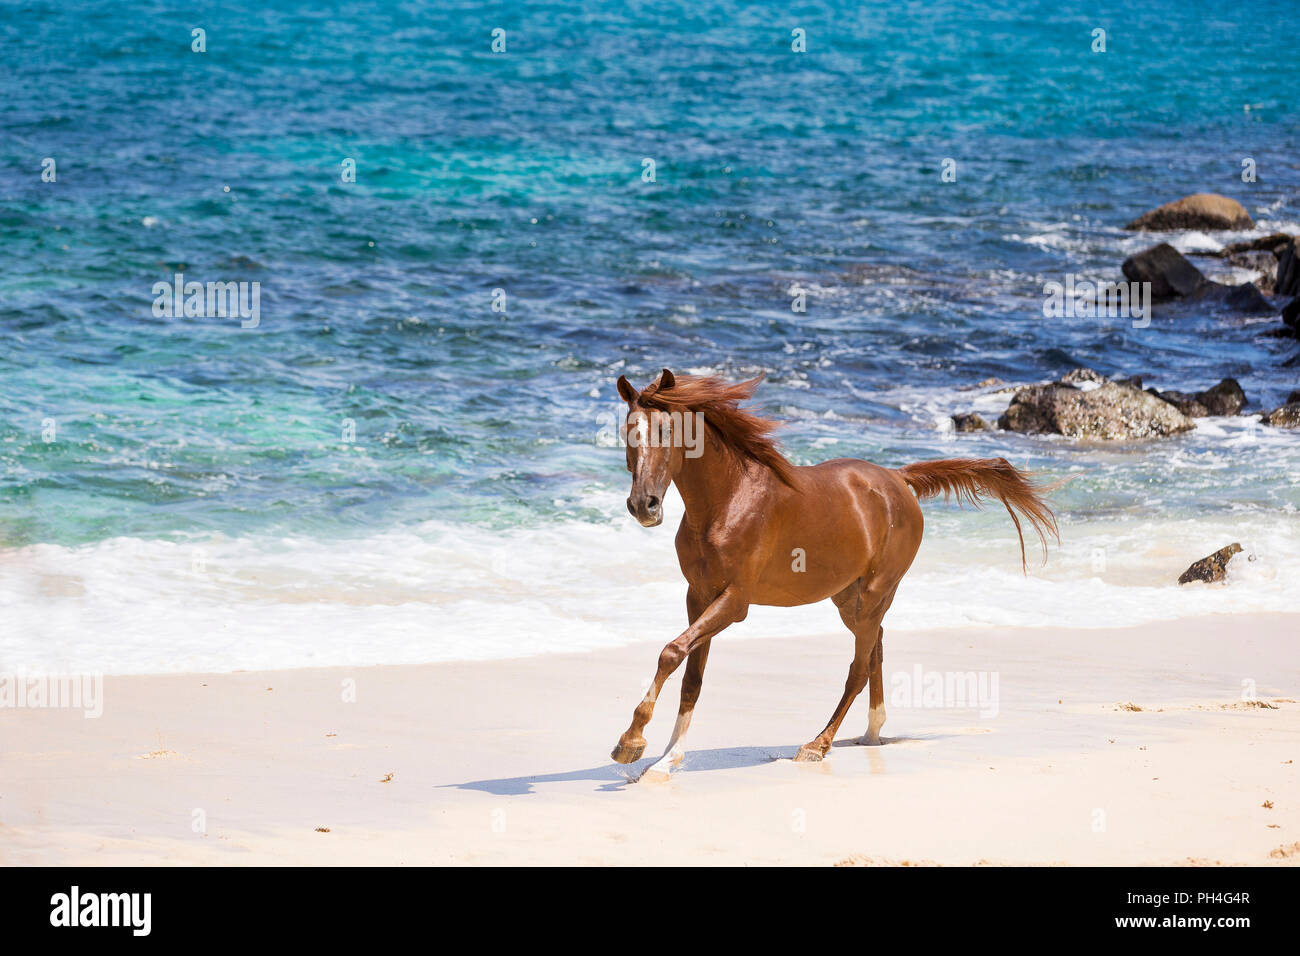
{"left": 859, "top": 631, "right": 885, "bottom": 745}
{"left": 794, "top": 581, "right": 894, "bottom": 762}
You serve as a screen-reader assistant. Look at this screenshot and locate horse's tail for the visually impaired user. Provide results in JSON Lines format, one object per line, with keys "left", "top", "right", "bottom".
{"left": 896, "top": 458, "right": 1061, "bottom": 573}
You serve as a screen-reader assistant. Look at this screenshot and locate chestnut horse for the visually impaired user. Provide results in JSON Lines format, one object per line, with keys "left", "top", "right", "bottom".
{"left": 610, "top": 369, "right": 1058, "bottom": 777}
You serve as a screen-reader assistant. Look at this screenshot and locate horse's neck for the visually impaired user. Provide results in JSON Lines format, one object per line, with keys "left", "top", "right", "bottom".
{"left": 671, "top": 432, "right": 757, "bottom": 525}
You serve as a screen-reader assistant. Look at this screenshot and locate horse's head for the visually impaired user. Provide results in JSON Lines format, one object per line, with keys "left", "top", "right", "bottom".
{"left": 617, "top": 368, "right": 685, "bottom": 527}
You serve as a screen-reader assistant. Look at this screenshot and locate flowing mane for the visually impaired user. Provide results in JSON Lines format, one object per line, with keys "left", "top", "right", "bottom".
{"left": 636, "top": 374, "right": 797, "bottom": 486}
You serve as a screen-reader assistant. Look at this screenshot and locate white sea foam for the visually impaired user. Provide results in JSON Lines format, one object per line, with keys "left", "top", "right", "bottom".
{"left": 1, "top": 485, "right": 1296, "bottom": 675}
{"left": 1172, "top": 231, "right": 1222, "bottom": 254}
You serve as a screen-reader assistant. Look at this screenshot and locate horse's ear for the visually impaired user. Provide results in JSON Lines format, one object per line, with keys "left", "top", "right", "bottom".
{"left": 616, "top": 375, "right": 638, "bottom": 404}
{"left": 659, "top": 368, "right": 676, "bottom": 390}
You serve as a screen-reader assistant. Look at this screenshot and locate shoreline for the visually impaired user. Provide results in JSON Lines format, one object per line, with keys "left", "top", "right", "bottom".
{"left": 3, "top": 612, "right": 1297, "bottom": 866}
{"left": 4, "top": 499, "right": 1298, "bottom": 676}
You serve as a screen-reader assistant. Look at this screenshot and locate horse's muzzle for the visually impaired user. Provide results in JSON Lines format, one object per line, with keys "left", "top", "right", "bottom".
{"left": 627, "top": 495, "right": 663, "bottom": 527}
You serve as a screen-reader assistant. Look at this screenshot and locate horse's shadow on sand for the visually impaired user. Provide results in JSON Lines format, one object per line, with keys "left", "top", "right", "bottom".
{"left": 445, "top": 745, "right": 795, "bottom": 796}
{"left": 443, "top": 734, "right": 949, "bottom": 795}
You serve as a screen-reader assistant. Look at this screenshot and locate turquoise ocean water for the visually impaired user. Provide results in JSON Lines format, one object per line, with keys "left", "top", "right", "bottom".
{"left": 2, "top": 0, "right": 1299, "bottom": 672}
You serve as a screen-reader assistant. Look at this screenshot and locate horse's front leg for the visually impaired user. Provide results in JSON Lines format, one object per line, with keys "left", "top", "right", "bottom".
{"left": 611, "top": 587, "right": 746, "bottom": 764}
{"left": 639, "top": 591, "right": 709, "bottom": 779}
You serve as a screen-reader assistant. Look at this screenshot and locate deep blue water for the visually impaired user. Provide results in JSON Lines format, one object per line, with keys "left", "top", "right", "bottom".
{"left": 4, "top": 0, "right": 1300, "bottom": 547}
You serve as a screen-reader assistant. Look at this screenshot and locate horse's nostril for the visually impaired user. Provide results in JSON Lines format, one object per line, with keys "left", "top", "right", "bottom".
{"left": 626, "top": 497, "right": 636, "bottom": 515}
{"left": 647, "top": 495, "right": 660, "bottom": 511}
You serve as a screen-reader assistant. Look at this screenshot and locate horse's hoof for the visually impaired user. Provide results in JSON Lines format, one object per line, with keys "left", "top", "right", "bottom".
{"left": 610, "top": 741, "right": 646, "bottom": 764}
{"left": 793, "top": 746, "right": 824, "bottom": 763}
{"left": 858, "top": 734, "right": 882, "bottom": 746}
{"left": 637, "top": 768, "right": 671, "bottom": 784}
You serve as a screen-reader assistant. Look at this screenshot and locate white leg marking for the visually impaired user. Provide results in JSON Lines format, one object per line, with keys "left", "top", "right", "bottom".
{"left": 641, "top": 711, "right": 693, "bottom": 779}
{"left": 861, "top": 704, "right": 886, "bottom": 745}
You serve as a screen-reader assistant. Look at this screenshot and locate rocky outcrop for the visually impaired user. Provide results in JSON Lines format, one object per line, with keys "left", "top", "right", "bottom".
{"left": 998, "top": 371, "right": 1195, "bottom": 440}
{"left": 1220, "top": 250, "right": 1278, "bottom": 293}
{"left": 1213, "top": 233, "right": 1295, "bottom": 258}
{"left": 1149, "top": 379, "right": 1248, "bottom": 416}
{"left": 1147, "top": 378, "right": 1246, "bottom": 418}
{"left": 1260, "top": 403, "right": 1300, "bottom": 427}
{"left": 1149, "top": 390, "right": 1210, "bottom": 417}
{"left": 1119, "top": 201, "right": 1299, "bottom": 349}
{"left": 1121, "top": 243, "right": 1272, "bottom": 311}
{"left": 1197, "top": 378, "right": 1247, "bottom": 415}
{"left": 950, "top": 413, "right": 990, "bottom": 432}
{"left": 1178, "top": 543, "right": 1242, "bottom": 585}
{"left": 1196, "top": 233, "right": 1298, "bottom": 303}
{"left": 1125, "top": 194, "right": 1254, "bottom": 232}
{"left": 1203, "top": 233, "right": 1293, "bottom": 294}
{"left": 1122, "top": 243, "right": 1206, "bottom": 299}
{"left": 1204, "top": 281, "right": 1272, "bottom": 313}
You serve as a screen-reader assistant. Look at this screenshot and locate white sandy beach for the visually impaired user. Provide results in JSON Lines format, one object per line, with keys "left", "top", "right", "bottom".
{"left": 2, "top": 612, "right": 1297, "bottom": 866}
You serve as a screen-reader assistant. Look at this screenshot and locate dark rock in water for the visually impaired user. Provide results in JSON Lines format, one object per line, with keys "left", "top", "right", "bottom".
{"left": 1178, "top": 543, "right": 1242, "bottom": 585}
{"left": 1224, "top": 282, "right": 1272, "bottom": 313}
{"left": 1148, "top": 388, "right": 1209, "bottom": 418}
{"left": 1125, "top": 194, "right": 1254, "bottom": 232}
{"left": 1219, "top": 250, "right": 1278, "bottom": 293}
{"left": 1122, "top": 243, "right": 1206, "bottom": 299}
{"left": 1212, "top": 233, "right": 1295, "bottom": 257}
{"left": 1147, "top": 378, "right": 1246, "bottom": 418}
{"left": 1277, "top": 238, "right": 1300, "bottom": 298}
{"left": 1260, "top": 402, "right": 1300, "bottom": 427}
{"left": 1193, "top": 281, "right": 1273, "bottom": 314}
{"left": 950, "top": 413, "right": 990, "bottom": 432}
{"left": 1197, "top": 378, "right": 1247, "bottom": 416}
{"left": 1201, "top": 236, "right": 1292, "bottom": 293}
{"left": 998, "top": 372, "right": 1195, "bottom": 440}
{"left": 1288, "top": 390, "right": 1300, "bottom": 405}
{"left": 1282, "top": 297, "right": 1300, "bottom": 332}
